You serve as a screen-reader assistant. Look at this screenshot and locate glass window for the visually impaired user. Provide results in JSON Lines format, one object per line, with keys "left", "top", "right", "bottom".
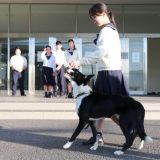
{"left": 0, "top": 38, "right": 8, "bottom": 92}
{"left": 10, "top": 4, "right": 29, "bottom": 33}
{"left": 31, "top": 5, "right": 76, "bottom": 33}
{"left": 129, "top": 38, "right": 145, "bottom": 92}
{"left": 82, "top": 42, "right": 96, "bottom": 88}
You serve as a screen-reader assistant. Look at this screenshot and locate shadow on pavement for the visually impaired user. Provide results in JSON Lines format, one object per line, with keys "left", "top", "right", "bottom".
{"left": 0, "top": 127, "right": 158, "bottom": 160}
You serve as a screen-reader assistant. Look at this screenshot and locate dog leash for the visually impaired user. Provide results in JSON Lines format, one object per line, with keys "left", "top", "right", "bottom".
{"left": 76, "top": 92, "right": 88, "bottom": 98}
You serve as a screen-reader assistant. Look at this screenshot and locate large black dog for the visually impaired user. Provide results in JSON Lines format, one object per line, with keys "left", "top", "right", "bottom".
{"left": 63, "top": 69, "right": 152, "bottom": 155}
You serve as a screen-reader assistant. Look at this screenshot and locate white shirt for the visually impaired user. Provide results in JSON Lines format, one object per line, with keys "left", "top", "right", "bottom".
{"left": 41, "top": 51, "right": 56, "bottom": 71}
{"left": 65, "top": 49, "right": 80, "bottom": 64}
{"left": 80, "top": 26, "right": 122, "bottom": 71}
{"left": 53, "top": 49, "right": 68, "bottom": 67}
{"left": 10, "top": 55, "right": 27, "bottom": 71}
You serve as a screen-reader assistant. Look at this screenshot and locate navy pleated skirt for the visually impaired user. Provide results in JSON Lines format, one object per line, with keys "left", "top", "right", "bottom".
{"left": 94, "top": 70, "right": 130, "bottom": 96}
{"left": 42, "top": 66, "right": 55, "bottom": 86}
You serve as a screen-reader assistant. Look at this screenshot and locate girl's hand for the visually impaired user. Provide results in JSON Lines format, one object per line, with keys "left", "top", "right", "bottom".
{"left": 56, "top": 65, "right": 61, "bottom": 71}
{"left": 70, "top": 61, "right": 80, "bottom": 68}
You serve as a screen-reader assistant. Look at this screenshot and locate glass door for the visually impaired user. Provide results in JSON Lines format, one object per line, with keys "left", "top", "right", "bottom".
{"left": 120, "top": 37, "right": 147, "bottom": 95}
{"left": 129, "top": 37, "right": 147, "bottom": 95}
{"left": 0, "top": 38, "right": 7, "bottom": 94}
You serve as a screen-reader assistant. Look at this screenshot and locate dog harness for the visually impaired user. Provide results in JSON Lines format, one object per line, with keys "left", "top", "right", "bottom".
{"left": 76, "top": 92, "right": 92, "bottom": 98}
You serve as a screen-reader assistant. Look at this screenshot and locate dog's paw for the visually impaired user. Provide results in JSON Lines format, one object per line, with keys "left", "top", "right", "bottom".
{"left": 138, "top": 140, "right": 144, "bottom": 150}
{"left": 63, "top": 141, "right": 73, "bottom": 149}
{"left": 90, "top": 143, "right": 98, "bottom": 151}
{"left": 114, "top": 150, "right": 124, "bottom": 155}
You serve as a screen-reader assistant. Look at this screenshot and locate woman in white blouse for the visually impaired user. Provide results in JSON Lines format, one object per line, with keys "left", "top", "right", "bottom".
{"left": 41, "top": 45, "right": 56, "bottom": 98}
{"left": 65, "top": 39, "right": 80, "bottom": 98}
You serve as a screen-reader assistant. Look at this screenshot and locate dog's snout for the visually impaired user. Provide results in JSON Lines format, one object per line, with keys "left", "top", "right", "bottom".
{"left": 66, "top": 69, "right": 74, "bottom": 74}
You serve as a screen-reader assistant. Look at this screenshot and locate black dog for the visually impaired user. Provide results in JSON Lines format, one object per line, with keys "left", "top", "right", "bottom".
{"left": 63, "top": 69, "right": 152, "bottom": 155}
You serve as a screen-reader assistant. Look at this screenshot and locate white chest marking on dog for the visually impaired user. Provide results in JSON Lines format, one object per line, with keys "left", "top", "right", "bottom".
{"left": 76, "top": 94, "right": 89, "bottom": 113}
{"left": 71, "top": 81, "right": 92, "bottom": 113}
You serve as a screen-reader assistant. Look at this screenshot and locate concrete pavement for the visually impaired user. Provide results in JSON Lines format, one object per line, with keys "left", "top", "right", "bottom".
{"left": 0, "top": 95, "right": 160, "bottom": 119}
{"left": 0, "top": 95, "right": 159, "bottom": 159}
{"left": 0, "top": 119, "right": 159, "bottom": 160}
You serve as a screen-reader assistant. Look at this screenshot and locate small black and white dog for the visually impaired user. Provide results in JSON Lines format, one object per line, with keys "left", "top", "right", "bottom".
{"left": 63, "top": 69, "right": 152, "bottom": 155}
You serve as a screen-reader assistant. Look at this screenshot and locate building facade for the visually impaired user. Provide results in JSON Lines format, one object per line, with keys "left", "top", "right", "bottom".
{"left": 0, "top": 0, "right": 160, "bottom": 95}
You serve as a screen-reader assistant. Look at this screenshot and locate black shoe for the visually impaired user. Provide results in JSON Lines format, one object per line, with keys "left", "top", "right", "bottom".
{"left": 82, "top": 132, "right": 104, "bottom": 146}
{"left": 82, "top": 137, "right": 96, "bottom": 145}
{"left": 60, "top": 92, "right": 64, "bottom": 96}
{"left": 12, "top": 92, "right": 16, "bottom": 96}
{"left": 53, "top": 92, "right": 57, "bottom": 97}
{"left": 67, "top": 93, "right": 73, "bottom": 98}
{"left": 21, "top": 94, "right": 26, "bottom": 96}
{"left": 44, "top": 92, "right": 48, "bottom": 98}
{"left": 97, "top": 132, "right": 104, "bottom": 145}
{"left": 47, "top": 92, "right": 52, "bottom": 98}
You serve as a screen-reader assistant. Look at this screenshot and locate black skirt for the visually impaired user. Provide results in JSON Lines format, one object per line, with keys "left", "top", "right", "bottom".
{"left": 42, "top": 66, "right": 55, "bottom": 86}
{"left": 94, "top": 70, "right": 130, "bottom": 96}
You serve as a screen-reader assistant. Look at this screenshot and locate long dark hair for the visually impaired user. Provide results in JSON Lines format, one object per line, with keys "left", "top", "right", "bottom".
{"left": 89, "top": 3, "right": 116, "bottom": 27}
{"left": 68, "top": 39, "right": 76, "bottom": 50}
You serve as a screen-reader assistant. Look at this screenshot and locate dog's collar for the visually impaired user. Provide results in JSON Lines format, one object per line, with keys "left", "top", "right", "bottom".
{"left": 76, "top": 92, "right": 89, "bottom": 98}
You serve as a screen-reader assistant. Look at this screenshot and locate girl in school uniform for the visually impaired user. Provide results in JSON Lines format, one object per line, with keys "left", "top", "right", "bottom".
{"left": 65, "top": 39, "right": 80, "bottom": 98}
{"left": 41, "top": 45, "right": 56, "bottom": 98}
{"left": 71, "top": 3, "right": 130, "bottom": 144}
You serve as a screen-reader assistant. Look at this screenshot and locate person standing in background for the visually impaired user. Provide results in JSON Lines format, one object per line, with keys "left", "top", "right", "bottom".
{"left": 53, "top": 41, "right": 67, "bottom": 96}
{"left": 65, "top": 39, "right": 80, "bottom": 98}
{"left": 41, "top": 45, "right": 56, "bottom": 98}
{"left": 10, "top": 47, "right": 27, "bottom": 96}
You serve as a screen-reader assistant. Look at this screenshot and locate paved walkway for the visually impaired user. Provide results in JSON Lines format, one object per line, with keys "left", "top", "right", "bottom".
{"left": 0, "top": 95, "right": 160, "bottom": 120}
{"left": 0, "top": 119, "right": 159, "bottom": 160}
{"left": 0, "top": 95, "right": 159, "bottom": 159}
{"left": 0, "top": 94, "right": 160, "bottom": 103}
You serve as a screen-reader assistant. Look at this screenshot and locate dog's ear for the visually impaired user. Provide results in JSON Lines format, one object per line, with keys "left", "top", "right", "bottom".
{"left": 85, "top": 74, "right": 94, "bottom": 82}
{"left": 87, "top": 74, "right": 94, "bottom": 80}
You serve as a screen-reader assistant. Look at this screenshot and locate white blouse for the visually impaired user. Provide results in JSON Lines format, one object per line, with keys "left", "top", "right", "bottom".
{"left": 80, "top": 26, "right": 122, "bottom": 71}
{"left": 65, "top": 49, "right": 80, "bottom": 64}
{"left": 53, "top": 49, "right": 68, "bottom": 67}
{"left": 41, "top": 51, "right": 56, "bottom": 71}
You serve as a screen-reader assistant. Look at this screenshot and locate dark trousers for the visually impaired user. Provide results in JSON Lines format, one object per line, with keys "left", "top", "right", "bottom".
{"left": 12, "top": 70, "right": 25, "bottom": 95}
{"left": 55, "top": 66, "right": 66, "bottom": 93}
